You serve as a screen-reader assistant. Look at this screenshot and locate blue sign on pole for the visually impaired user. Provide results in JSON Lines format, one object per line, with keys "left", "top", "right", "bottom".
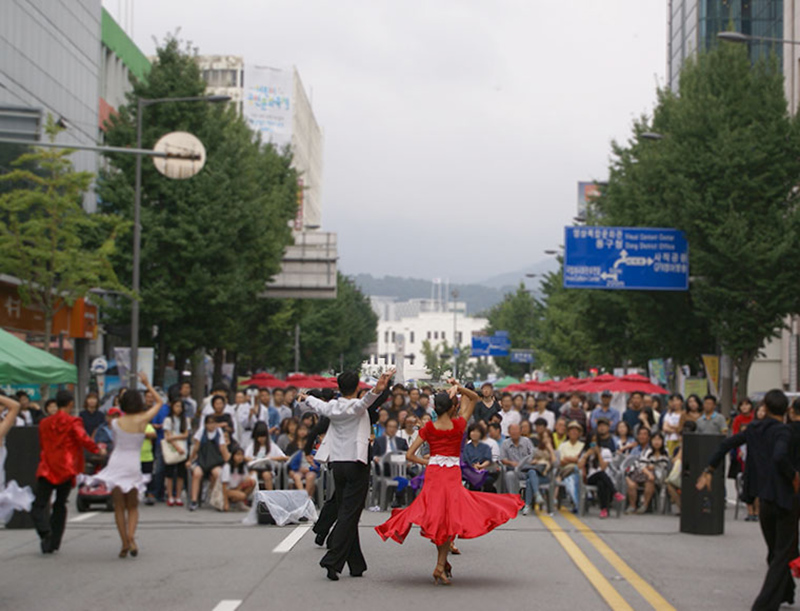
{"left": 471, "top": 332, "right": 511, "bottom": 357}
{"left": 510, "top": 350, "right": 535, "bottom": 364}
{"left": 563, "top": 226, "right": 689, "bottom": 291}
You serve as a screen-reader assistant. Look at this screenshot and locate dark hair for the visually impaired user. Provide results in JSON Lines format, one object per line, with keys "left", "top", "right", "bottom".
{"left": 669, "top": 393, "right": 684, "bottom": 402}
{"left": 280, "top": 417, "right": 299, "bottom": 435}
{"left": 211, "top": 395, "right": 226, "bottom": 409}
{"left": 44, "top": 398, "right": 57, "bottom": 410}
{"left": 55, "top": 390, "right": 74, "bottom": 409}
{"left": 467, "top": 422, "right": 483, "bottom": 437}
{"left": 686, "top": 394, "right": 702, "bottom": 411}
{"left": 631, "top": 391, "right": 643, "bottom": 399}
{"left": 204, "top": 414, "right": 217, "bottom": 426}
{"left": 703, "top": 395, "right": 717, "bottom": 405}
{"left": 764, "top": 389, "right": 788, "bottom": 417}
{"left": 791, "top": 398, "right": 800, "bottom": 417}
{"left": 408, "top": 387, "right": 420, "bottom": 395}
{"left": 481, "top": 382, "right": 493, "bottom": 389}
{"left": 682, "top": 420, "right": 697, "bottom": 433}
{"left": 272, "top": 388, "right": 284, "bottom": 395}
{"left": 385, "top": 417, "right": 399, "bottom": 428}
{"left": 637, "top": 426, "right": 651, "bottom": 438}
{"left": 501, "top": 392, "right": 512, "bottom": 400}
{"left": 211, "top": 383, "right": 229, "bottom": 394}
{"left": 534, "top": 417, "right": 548, "bottom": 427}
{"left": 487, "top": 422, "right": 501, "bottom": 433}
{"left": 650, "top": 431, "right": 666, "bottom": 456}
{"left": 337, "top": 371, "right": 360, "bottom": 396}
{"left": 169, "top": 399, "right": 187, "bottom": 433}
{"left": 433, "top": 392, "right": 455, "bottom": 416}
{"left": 615, "top": 420, "right": 631, "bottom": 437}
{"left": 321, "top": 388, "right": 335, "bottom": 402}
{"left": 230, "top": 446, "right": 246, "bottom": 474}
{"left": 285, "top": 385, "right": 298, "bottom": 393}
{"left": 15, "top": 390, "right": 29, "bottom": 399}
{"left": 252, "top": 421, "right": 271, "bottom": 454}
{"left": 119, "top": 390, "right": 143, "bottom": 414}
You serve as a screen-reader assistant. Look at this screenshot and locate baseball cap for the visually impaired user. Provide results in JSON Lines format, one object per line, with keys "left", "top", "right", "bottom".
{"left": 596, "top": 417, "right": 610, "bottom": 426}
{"left": 567, "top": 420, "right": 583, "bottom": 431}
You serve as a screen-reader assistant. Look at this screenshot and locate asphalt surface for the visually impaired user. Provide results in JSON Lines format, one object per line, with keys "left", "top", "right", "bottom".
{"left": 0, "top": 495, "right": 779, "bottom": 611}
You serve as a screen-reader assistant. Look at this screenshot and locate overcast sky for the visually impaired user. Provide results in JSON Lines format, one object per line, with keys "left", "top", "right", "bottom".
{"left": 104, "top": 0, "right": 666, "bottom": 283}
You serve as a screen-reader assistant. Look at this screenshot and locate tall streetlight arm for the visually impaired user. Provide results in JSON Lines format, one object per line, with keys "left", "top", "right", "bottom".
{"left": 717, "top": 31, "right": 800, "bottom": 45}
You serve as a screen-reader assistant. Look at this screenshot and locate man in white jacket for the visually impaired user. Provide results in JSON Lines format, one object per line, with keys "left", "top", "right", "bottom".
{"left": 301, "top": 368, "right": 395, "bottom": 581}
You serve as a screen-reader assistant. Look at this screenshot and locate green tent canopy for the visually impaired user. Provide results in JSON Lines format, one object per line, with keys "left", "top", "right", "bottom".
{"left": 493, "top": 376, "right": 520, "bottom": 389}
{"left": 0, "top": 328, "right": 77, "bottom": 384}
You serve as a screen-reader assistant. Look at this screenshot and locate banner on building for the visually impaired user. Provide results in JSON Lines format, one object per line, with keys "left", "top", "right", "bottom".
{"left": 243, "top": 65, "right": 293, "bottom": 149}
{"left": 648, "top": 358, "right": 667, "bottom": 386}
{"left": 684, "top": 377, "right": 708, "bottom": 400}
{"left": 701, "top": 354, "right": 720, "bottom": 396}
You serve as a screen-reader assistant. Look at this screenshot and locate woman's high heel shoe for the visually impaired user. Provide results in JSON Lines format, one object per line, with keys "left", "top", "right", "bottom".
{"left": 433, "top": 564, "right": 451, "bottom": 585}
{"left": 129, "top": 539, "right": 138, "bottom": 557}
{"left": 444, "top": 561, "right": 452, "bottom": 579}
{"left": 119, "top": 547, "right": 129, "bottom": 558}
{"left": 449, "top": 542, "right": 461, "bottom": 555}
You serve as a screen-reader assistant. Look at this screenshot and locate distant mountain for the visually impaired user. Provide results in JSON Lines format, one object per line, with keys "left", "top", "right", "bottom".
{"left": 476, "top": 258, "right": 560, "bottom": 289}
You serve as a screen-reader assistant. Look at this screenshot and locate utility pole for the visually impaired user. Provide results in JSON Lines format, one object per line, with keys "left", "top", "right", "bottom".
{"left": 451, "top": 289, "right": 459, "bottom": 379}
{"left": 294, "top": 324, "right": 300, "bottom": 373}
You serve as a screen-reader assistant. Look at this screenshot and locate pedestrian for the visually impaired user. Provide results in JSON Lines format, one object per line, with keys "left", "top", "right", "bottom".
{"left": 87, "top": 373, "right": 167, "bottom": 558}
{"left": 32, "top": 390, "right": 105, "bottom": 554}
{"left": 375, "top": 379, "right": 523, "bottom": 585}
{"left": 300, "top": 368, "right": 394, "bottom": 581}
{"left": 697, "top": 389, "right": 799, "bottom": 610}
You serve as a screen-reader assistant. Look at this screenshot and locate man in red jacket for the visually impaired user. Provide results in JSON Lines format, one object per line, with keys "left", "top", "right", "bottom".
{"left": 31, "top": 390, "right": 104, "bottom": 554}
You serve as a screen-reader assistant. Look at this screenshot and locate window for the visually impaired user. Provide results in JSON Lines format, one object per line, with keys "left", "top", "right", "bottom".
{"left": 391, "top": 354, "right": 396, "bottom": 365}
{"left": 384, "top": 331, "right": 389, "bottom": 343}
{"left": 442, "top": 332, "right": 446, "bottom": 341}
{"left": 409, "top": 331, "right": 415, "bottom": 344}
{"left": 391, "top": 331, "right": 396, "bottom": 343}
{"left": 427, "top": 331, "right": 432, "bottom": 340}
{"left": 434, "top": 331, "right": 439, "bottom": 340}
{"left": 456, "top": 332, "right": 463, "bottom": 344}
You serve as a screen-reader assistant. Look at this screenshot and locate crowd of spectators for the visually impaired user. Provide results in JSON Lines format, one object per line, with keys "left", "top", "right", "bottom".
{"left": 1, "top": 377, "right": 757, "bottom": 520}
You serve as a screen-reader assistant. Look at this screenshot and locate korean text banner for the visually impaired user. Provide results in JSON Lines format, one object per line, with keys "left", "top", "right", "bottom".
{"left": 243, "top": 65, "right": 293, "bottom": 149}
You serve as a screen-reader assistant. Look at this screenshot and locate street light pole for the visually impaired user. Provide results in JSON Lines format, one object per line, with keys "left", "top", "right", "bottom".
{"left": 451, "top": 289, "right": 459, "bottom": 379}
{"left": 129, "top": 95, "right": 230, "bottom": 389}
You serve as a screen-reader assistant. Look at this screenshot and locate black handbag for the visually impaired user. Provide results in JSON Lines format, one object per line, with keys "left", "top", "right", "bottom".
{"left": 256, "top": 501, "right": 276, "bottom": 525}
{"left": 197, "top": 430, "right": 225, "bottom": 471}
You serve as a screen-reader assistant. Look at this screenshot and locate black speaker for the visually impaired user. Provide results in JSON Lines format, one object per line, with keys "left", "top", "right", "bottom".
{"left": 680, "top": 432, "right": 725, "bottom": 535}
{"left": 5, "top": 426, "right": 40, "bottom": 529}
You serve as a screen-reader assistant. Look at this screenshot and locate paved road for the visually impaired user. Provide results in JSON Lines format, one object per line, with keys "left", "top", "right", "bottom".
{"left": 0, "top": 499, "right": 775, "bottom": 610}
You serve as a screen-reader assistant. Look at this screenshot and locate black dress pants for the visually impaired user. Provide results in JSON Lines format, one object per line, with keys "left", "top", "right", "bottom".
{"left": 588, "top": 471, "right": 615, "bottom": 510}
{"left": 313, "top": 488, "right": 338, "bottom": 544}
{"left": 31, "top": 477, "right": 72, "bottom": 550}
{"left": 320, "top": 461, "right": 370, "bottom": 575}
{"left": 752, "top": 498, "right": 799, "bottom": 611}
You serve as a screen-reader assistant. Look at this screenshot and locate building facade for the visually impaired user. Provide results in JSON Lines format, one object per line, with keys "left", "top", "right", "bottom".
{"left": 0, "top": 0, "right": 102, "bottom": 211}
{"left": 364, "top": 297, "right": 489, "bottom": 382}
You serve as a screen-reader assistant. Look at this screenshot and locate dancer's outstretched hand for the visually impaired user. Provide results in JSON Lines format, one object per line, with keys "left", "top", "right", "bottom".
{"left": 446, "top": 377, "right": 458, "bottom": 386}
{"left": 375, "top": 368, "right": 396, "bottom": 393}
{"left": 447, "top": 385, "right": 459, "bottom": 399}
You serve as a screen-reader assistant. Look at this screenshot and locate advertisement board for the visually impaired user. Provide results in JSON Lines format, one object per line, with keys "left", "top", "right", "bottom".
{"left": 243, "top": 65, "right": 293, "bottom": 149}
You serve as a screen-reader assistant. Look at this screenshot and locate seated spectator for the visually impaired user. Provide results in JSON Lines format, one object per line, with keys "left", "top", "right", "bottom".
{"left": 244, "top": 421, "right": 287, "bottom": 490}
{"left": 665, "top": 422, "right": 696, "bottom": 515}
{"left": 373, "top": 408, "right": 390, "bottom": 437}
{"left": 553, "top": 418, "right": 568, "bottom": 449}
{"left": 512, "top": 393, "right": 526, "bottom": 419}
{"left": 163, "top": 399, "right": 191, "bottom": 507}
{"left": 626, "top": 429, "right": 669, "bottom": 514}
{"left": 398, "top": 415, "right": 419, "bottom": 447}
{"left": 594, "top": 418, "right": 617, "bottom": 453}
{"left": 187, "top": 415, "right": 231, "bottom": 511}
{"left": 560, "top": 392, "right": 588, "bottom": 438}
{"left": 532, "top": 418, "right": 554, "bottom": 450}
{"left": 287, "top": 424, "right": 318, "bottom": 497}
{"left": 499, "top": 393, "right": 521, "bottom": 437}
{"left": 222, "top": 446, "right": 255, "bottom": 511}
{"left": 579, "top": 433, "right": 624, "bottom": 519}
{"left": 417, "top": 393, "right": 433, "bottom": 420}
{"left": 373, "top": 418, "right": 409, "bottom": 507}
{"left": 523, "top": 394, "right": 537, "bottom": 422}
{"left": 519, "top": 419, "right": 534, "bottom": 440}
{"left": 629, "top": 425, "right": 651, "bottom": 458}
{"left": 483, "top": 422, "right": 502, "bottom": 463}
{"left": 529, "top": 394, "right": 555, "bottom": 431}
{"left": 662, "top": 394, "right": 684, "bottom": 456}
{"left": 276, "top": 417, "right": 299, "bottom": 453}
{"left": 520, "top": 428, "right": 556, "bottom": 515}
{"left": 500, "top": 424, "right": 535, "bottom": 495}
{"left": 614, "top": 420, "right": 637, "bottom": 455}
{"left": 388, "top": 393, "right": 405, "bottom": 418}
{"left": 79, "top": 392, "right": 104, "bottom": 437}
{"left": 556, "top": 421, "right": 585, "bottom": 512}
{"left": 462, "top": 423, "right": 496, "bottom": 492}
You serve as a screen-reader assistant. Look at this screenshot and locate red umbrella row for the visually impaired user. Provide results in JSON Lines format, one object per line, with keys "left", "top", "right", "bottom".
{"left": 505, "top": 373, "right": 667, "bottom": 395}
{"left": 239, "top": 372, "right": 372, "bottom": 391}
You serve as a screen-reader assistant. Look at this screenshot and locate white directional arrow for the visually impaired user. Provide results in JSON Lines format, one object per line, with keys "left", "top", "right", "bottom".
{"left": 601, "top": 272, "right": 619, "bottom": 281}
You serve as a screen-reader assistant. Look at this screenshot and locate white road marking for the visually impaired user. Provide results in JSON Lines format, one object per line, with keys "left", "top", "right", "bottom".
{"left": 69, "top": 511, "right": 99, "bottom": 523}
{"left": 211, "top": 601, "right": 242, "bottom": 611}
{"left": 272, "top": 525, "right": 311, "bottom": 553}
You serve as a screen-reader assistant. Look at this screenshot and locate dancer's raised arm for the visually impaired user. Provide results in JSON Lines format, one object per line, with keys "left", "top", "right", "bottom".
{"left": 449, "top": 379, "right": 479, "bottom": 421}
{"left": 0, "top": 394, "right": 21, "bottom": 440}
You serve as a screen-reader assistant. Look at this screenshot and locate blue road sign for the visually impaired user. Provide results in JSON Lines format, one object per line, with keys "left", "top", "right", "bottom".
{"left": 471, "top": 332, "right": 511, "bottom": 357}
{"left": 510, "top": 350, "right": 535, "bottom": 364}
{"left": 563, "top": 226, "right": 689, "bottom": 291}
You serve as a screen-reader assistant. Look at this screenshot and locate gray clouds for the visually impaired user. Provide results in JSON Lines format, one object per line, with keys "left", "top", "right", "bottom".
{"left": 106, "top": 0, "right": 666, "bottom": 281}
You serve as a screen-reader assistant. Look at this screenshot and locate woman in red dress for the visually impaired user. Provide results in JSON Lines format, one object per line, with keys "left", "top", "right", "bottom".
{"left": 375, "top": 379, "right": 524, "bottom": 584}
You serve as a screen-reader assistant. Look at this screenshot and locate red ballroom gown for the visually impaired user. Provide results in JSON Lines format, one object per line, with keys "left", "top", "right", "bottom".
{"left": 375, "top": 416, "right": 524, "bottom": 546}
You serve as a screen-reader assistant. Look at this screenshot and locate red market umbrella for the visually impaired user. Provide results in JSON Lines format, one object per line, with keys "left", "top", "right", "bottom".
{"left": 595, "top": 374, "right": 669, "bottom": 395}
{"left": 506, "top": 380, "right": 556, "bottom": 393}
{"left": 239, "top": 373, "right": 286, "bottom": 388}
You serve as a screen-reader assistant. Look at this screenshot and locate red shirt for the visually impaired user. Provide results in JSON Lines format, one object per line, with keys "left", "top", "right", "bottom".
{"left": 732, "top": 412, "right": 754, "bottom": 435}
{"left": 36, "top": 410, "right": 100, "bottom": 485}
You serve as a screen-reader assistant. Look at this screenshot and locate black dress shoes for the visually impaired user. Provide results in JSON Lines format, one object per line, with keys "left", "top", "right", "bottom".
{"left": 315, "top": 533, "right": 326, "bottom": 547}
{"left": 326, "top": 567, "right": 339, "bottom": 581}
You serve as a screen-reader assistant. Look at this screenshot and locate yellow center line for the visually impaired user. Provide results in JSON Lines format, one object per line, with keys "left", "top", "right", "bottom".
{"left": 537, "top": 512, "right": 634, "bottom": 611}
{"left": 560, "top": 509, "right": 677, "bottom": 611}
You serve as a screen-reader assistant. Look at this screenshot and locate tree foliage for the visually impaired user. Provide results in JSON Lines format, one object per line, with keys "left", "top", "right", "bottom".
{"left": 0, "top": 117, "right": 124, "bottom": 352}
{"left": 484, "top": 284, "right": 541, "bottom": 377}
{"left": 98, "top": 38, "right": 298, "bottom": 380}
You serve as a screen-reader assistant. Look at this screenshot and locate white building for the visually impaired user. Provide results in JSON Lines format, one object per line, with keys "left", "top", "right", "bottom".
{"left": 364, "top": 297, "right": 489, "bottom": 382}
{"left": 196, "top": 56, "right": 323, "bottom": 229}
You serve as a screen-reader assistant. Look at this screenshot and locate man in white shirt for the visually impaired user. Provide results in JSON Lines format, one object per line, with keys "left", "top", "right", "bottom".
{"left": 499, "top": 392, "right": 521, "bottom": 437}
{"left": 301, "top": 368, "right": 395, "bottom": 581}
{"left": 234, "top": 389, "right": 269, "bottom": 437}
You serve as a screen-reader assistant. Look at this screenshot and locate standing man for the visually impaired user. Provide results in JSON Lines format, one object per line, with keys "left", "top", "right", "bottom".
{"left": 698, "top": 390, "right": 799, "bottom": 610}
{"left": 179, "top": 381, "right": 197, "bottom": 427}
{"left": 498, "top": 392, "right": 521, "bottom": 437}
{"left": 695, "top": 395, "right": 728, "bottom": 435}
{"left": 32, "top": 390, "right": 105, "bottom": 554}
{"left": 590, "top": 391, "right": 620, "bottom": 432}
{"left": 301, "top": 368, "right": 395, "bottom": 581}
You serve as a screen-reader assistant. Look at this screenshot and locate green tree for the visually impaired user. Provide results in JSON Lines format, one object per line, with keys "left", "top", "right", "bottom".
{"left": 98, "top": 38, "right": 298, "bottom": 384}
{"left": 598, "top": 42, "right": 800, "bottom": 400}
{"left": 484, "top": 283, "right": 540, "bottom": 376}
{"left": 0, "top": 117, "right": 124, "bottom": 359}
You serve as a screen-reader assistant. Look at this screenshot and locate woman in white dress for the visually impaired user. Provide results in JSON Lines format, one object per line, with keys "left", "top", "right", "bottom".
{"left": 92, "top": 373, "right": 164, "bottom": 557}
{"left": 0, "top": 392, "right": 34, "bottom": 523}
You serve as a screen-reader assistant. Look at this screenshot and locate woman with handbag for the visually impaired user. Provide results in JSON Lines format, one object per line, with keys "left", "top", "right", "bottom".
{"left": 163, "top": 399, "right": 190, "bottom": 507}
{"left": 187, "top": 415, "right": 231, "bottom": 511}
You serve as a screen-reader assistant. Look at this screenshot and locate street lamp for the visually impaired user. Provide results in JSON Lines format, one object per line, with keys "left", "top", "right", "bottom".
{"left": 717, "top": 31, "right": 800, "bottom": 46}
{"left": 640, "top": 132, "right": 665, "bottom": 141}
{"left": 129, "top": 94, "right": 231, "bottom": 389}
